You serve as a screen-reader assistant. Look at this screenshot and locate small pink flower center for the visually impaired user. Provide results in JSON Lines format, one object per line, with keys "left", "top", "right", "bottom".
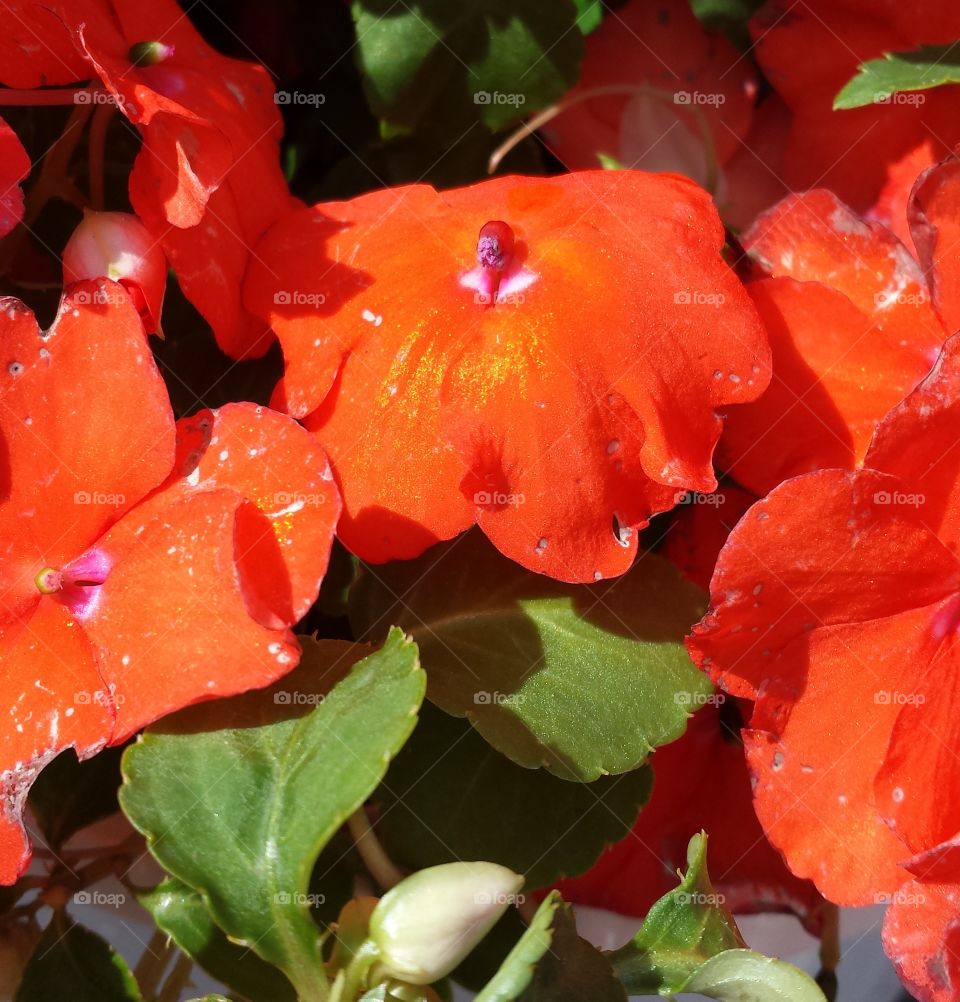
{"left": 34, "top": 550, "right": 112, "bottom": 619}
{"left": 461, "top": 220, "right": 537, "bottom": 306}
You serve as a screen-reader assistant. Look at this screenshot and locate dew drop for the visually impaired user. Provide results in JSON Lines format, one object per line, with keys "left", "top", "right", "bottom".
{"left": 535, "top": 537, "right": 548, "bottom": 554}
{"left": 891, "top": 786, "right": 905, "bottom": 803}
{"left": 607, "top": 439, "right": 620, "bottom": 455}
{"left": 7, "top": 361, "right": 23, "bottom": 376}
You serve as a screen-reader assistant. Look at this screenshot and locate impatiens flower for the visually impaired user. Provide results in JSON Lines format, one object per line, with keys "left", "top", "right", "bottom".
{"left": 62, "top": 210, "right": 167, "bottom": 334}
{"left": 540, "top": 0, "right": 757, "bottom": 192}
{"left": 0, "top": 280, "right": 339, "bottom": 883}
{"left": 554, "top": 702, "right": 824, "bottom": 932}
{"left": 0, "top": 116, "right": 29, "bottom": 239}
{"left": 243, "top": 170, "right": 771, "bottom": 582}
{"left": 718, "top": 189, "right": 945, "bottom": 497}
{"left": 689, "top": 331, "right": 960, "bottom": 1000}
{"left": 748, "top": 0, "right": 960, "bottom": 242}
{"left": 1, "top": 0, "right": 295, "bottom": 358}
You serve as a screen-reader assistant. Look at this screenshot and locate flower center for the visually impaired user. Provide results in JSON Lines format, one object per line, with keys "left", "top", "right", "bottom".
{"left": 34, "top": 550, "right": 112, "bottom": 619}
{"left": 476, "top": 220, "right": 514, "bottom": 271}
{"left": 461, "top": 220, "right": 537, "bottom": 306}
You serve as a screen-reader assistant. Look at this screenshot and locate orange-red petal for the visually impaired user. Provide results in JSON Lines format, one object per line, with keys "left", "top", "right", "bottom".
{"left": 0, "top": 116, "right": 29, "bottom": 239}
{"left": 0, "top": 284, "right": 174, "bottom": 611}
{"left": 910, "top": 156, "right": 960, "bottom": 338}
{"left": 85, "top": 489, "right": 302, "bottom": 743}
{"left": 0, "top": 601, "right": 111, "bottom": 882}
{"left": 134, "top": 402, "right": 342, "bottom": 627}
{"left": 719, "top": 192, "right": 944, "bottom": 495}
{"left": 246, "top": 171, "right": 770, "bottom": 581}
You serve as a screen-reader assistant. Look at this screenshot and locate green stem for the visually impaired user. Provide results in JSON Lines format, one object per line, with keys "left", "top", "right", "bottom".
{"left": 347, "top": 808, "right": 405, "bottom": 891}
{"left": 332, "top": 939, "right": 380, "bottom": 1002}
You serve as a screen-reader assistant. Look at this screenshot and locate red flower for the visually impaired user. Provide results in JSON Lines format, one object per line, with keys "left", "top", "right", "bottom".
{"left": 540, "top": 0, "right": 757, "bottom": 191}
{"left": 0, "top": 116, "right": 29, "bottom": 239}
{"left": 718, "top": 189, "right": 945, "bottom": 496}
{"left": 243, "top": 171, "right": 770, "bottom": 582}
{"left": 689, "top": 326, "right": 960, "bottom": 997}
{"left": 0, "top": 281, "right": 339, "bottom": 883}
{"left": 749, "top": 0, "right": 960, "bottom": 243}
{"left": 554, "top": 702, "right": 825, "bottom": 932}
{"left": 1, "top": 0, "right": 294, "bottom": 357}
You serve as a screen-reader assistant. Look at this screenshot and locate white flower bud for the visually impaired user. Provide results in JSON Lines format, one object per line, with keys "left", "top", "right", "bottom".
{"left": 63, "top": 210, "right": 166, "bottom": 334}
{"left": 370, "top": 861, "right": 524, "bottom": 984}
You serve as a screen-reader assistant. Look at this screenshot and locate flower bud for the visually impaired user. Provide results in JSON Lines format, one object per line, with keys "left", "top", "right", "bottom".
{"left": 369, "top": 862, "right": 523, "bottom": 984}
{"left": 128, "top": 40, "right": 176, "bottom": 67}
{"left": 62, "top": 210, "right": 166, "bottom": 335}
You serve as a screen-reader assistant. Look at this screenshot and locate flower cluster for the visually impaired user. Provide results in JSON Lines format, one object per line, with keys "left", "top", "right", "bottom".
{"left": 1, "top": 0, "right": 959, "bottom": 998}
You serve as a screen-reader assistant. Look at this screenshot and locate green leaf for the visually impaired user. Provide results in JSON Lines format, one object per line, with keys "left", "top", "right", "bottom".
{"left": 139, "top": 878, "right": 296, "bottom": 1001}
{"left": 119, "top": 631, "right": 425, "bottom": 998}
{"left": 28, "top": 745, "right": 124, "bottom": 849}
{"left": 15, "top": 915, "right": 142, "bottom": 1002}
{"left": 596, "top": 152, "right": 625, "bottom": 170}
{"left": 351, "top": 532, "right": 710, "bottom": 780}
{"left": 476, "top": 892, "right": 625, "bottom": 1002}
{"left": 685, "top": 949, "right": 827, "bottom": 1002}
{"left": 573, "top": 0, "right": 603, "bottom": 34}
{"left": 350, "top": 0, "right": 584, "bottom": 135}
{"left": 609, "top": 833, "right": 743, "bottom": 995}
{"left": 475, "top": 892, "right": 559, "bottom": 1001}
{"left": 377, "top": 703, "right": 651, "bottom": 887}
{"left": 834, "top": 42, "right": 960, "bottom": 109}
